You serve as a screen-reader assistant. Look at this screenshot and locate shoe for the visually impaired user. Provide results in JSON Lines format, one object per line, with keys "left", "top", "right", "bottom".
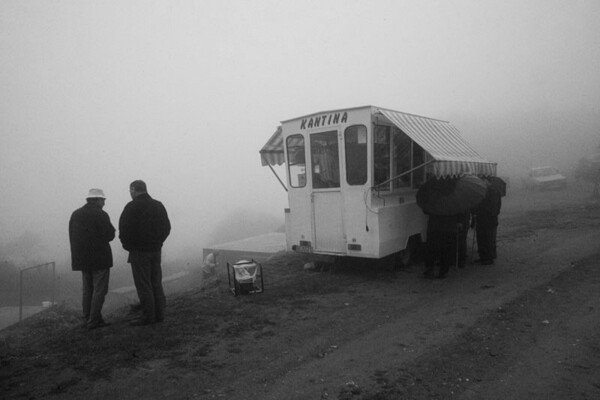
{"left": 87, "top": 321, "right": 110, "bottom": 330}
{"left": 129, "top": 318, "right": 154, "bottom": 326}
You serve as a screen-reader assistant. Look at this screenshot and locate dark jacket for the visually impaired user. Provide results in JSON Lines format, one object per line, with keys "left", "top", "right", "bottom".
{"left": 119, "top": 193, "right": 171, "bottom": 252}
{"left": 427, "top": 214, "right": 460, "bottom": 234}
{"left": 474, "top": 186, "right": 502, "bottom": 217}
{"left": 474, "top": 186, "right": 502, "bottom": 228}
{"left": 69, "top": 203, "right": 115, "bottom": 271}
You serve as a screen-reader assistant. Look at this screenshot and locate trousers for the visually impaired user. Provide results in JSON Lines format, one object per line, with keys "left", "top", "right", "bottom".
{"left": 129, "top": 250, "right": 166, "bottom": 322}
{"left": 82, "top": 268, "right": 110, "bottom": 325}
{"left": 476, "top": 215, "right": 499, "bottom": 262}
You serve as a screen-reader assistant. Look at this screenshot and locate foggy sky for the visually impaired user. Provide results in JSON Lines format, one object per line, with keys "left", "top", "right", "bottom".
{"left": 1, "top": 0, "right": 599, "bottom": 267}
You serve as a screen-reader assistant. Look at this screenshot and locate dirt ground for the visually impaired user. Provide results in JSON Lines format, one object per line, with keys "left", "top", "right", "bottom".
{"left": 1, "top": 182, "right": 600, "bottom": 400}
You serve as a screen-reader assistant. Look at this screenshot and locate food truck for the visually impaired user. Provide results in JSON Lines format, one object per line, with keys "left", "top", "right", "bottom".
{"left": 260, "top": 105, "right": 496, "bottom": 263}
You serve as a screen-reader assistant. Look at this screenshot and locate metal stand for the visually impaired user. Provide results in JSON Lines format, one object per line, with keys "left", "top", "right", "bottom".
{"left": 19, "top": 261, "right": 55, "bottom": 322}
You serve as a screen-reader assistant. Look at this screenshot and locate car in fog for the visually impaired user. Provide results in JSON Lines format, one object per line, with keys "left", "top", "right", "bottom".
{"left": 524, "top": 166, "right": 567, "bottom": 191}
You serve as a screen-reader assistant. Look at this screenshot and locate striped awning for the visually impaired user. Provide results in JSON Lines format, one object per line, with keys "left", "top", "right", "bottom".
{"left": 260, "top": 126, "right": 284, "bottom": 166}
{"left": 259, "top": 108, "right": 497, "bottom": 177}
{"left": 377, "top": 108, "right": 496, "bottom": 178}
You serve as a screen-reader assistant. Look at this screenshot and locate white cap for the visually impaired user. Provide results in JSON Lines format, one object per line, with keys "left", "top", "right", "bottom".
{"left": 86, "top": 188, "right": 106, "bottom": 199}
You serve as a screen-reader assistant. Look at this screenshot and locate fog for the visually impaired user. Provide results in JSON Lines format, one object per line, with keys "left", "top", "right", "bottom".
{"left": 1, "top": 0, "right": 599, "bottom": 274}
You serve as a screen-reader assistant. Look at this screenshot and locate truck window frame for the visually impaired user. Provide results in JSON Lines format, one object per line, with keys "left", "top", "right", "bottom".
{"left": 286, "top": 134, "right": 307, "bottom": 188}
{"left": 373, "top": 124, "right": 426, "bottom": 191}
{"left": 344, "top": 125, "right": 368, "bottom": 186}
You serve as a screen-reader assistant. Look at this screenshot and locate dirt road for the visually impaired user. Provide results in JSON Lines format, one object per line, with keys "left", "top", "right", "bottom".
{"left": 1, "top": 184, "right": 599, "bottom": 399}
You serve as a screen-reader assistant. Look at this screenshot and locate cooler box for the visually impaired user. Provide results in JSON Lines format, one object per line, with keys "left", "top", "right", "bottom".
{"left": 227, "top": 259, "right": 264, "bottom": 296}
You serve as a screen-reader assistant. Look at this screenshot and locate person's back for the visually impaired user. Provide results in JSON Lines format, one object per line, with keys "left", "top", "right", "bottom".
{"left": 70, "top": 203, "right": 114, "bottom": 270}
{"left": 475, "top": 187, "right": 501, "bottom": 218}
{"left": 119, "top": 193, "right": 170, "bottom": 252}
{"left": 69, "top": 188, "right": 115, "bottom": 330}
{"left": 119, "top": 180, "right": 171, "bottom": 326}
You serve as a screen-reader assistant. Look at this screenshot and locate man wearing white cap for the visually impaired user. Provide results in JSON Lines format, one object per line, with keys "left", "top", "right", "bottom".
{"left": 69, "top": 188, "right": 115, "bottom": 330}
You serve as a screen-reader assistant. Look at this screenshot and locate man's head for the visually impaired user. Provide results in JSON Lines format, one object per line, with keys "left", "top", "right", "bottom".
{"left": 86, "top": 188, "right": 106, "bottom": 208}
{"left": 129, "top": 180, "right": 147, "bottom": 199}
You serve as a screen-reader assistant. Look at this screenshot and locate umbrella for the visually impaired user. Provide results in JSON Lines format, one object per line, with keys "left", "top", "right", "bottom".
{"left": 417, "top": 175, "right": 488, "bottom": 216}
{"left": 486, "top": 176, "right": 507, "bottom": 197}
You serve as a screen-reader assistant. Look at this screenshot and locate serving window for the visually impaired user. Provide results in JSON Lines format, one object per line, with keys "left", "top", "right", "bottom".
{"left": 344, "top": 125, "right": 368, "bottom": 185}
{"left": 286, "top": 134, "right": 306, "bottom": 188}
{"left": 373, "top": 125, "right": 426, "bottom": 191}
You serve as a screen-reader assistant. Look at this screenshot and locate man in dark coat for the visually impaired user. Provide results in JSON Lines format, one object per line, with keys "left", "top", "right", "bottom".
{"left": 69, "top": 188, "right": 115, "bottom": 330}
{"left": 119, "top": 180, "right": 171, "bottom": 326}
{"left": 423, "top": 213, "right": 460, "bottom": 279}
{"left": 473, "top": 183, "right": 502, "bottom": 265}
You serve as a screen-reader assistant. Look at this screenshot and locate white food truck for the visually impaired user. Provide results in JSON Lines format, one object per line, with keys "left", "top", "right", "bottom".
{"left": 260, "top": 105, "right": 496, "bottom": 264}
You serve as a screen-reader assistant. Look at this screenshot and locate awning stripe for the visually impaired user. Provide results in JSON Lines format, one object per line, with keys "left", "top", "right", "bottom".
{"left": 411, "top": 115, "right": 461, "bottom": 157}
{"left": 259, "top": 126, "right": 284, "bottom": 166}
{"left": 407, "top": 114, "right": 470, "bottom": 159}
{"left": 378, "top": 108, "right": 496, "bottom": 177}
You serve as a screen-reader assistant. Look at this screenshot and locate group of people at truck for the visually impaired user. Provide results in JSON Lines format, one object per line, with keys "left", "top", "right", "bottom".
{"left": 422, "top": 176, "right": 503, "bottom": 279}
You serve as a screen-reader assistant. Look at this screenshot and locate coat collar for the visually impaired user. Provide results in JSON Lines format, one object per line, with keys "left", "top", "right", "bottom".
{"left": 134, "top": 193, "right": 152, "bottom": 201}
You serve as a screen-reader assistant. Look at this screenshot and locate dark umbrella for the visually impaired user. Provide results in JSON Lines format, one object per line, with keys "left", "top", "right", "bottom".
{"left": 417, "top": 175, "right": 488, "bottom": 216}
{"left": 486, "top": 176, "right": 507, "bottom": 197}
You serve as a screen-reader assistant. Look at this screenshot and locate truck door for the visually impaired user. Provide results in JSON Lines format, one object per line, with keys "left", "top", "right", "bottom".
{"left": 310, "top": 130, "right": 345, "bottom": 253}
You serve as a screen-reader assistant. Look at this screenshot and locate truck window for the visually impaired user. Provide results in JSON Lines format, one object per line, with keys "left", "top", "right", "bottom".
{"left": 374, "top": 124, "right": 426, "bottom": 190}
{"left": 345, "top": 125, "right": 367, "bottom": 185}
{"left": 286, "top": 135, "right": 306, "bottom": 188}
{"left": 310, "top": 131, "right": 340, "bottom": 189}
{"left": 392, "top": 126, "right": 411, "bottom": 189}
{"left": 374, "top": 125, "right": 391, "bottom": 189}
